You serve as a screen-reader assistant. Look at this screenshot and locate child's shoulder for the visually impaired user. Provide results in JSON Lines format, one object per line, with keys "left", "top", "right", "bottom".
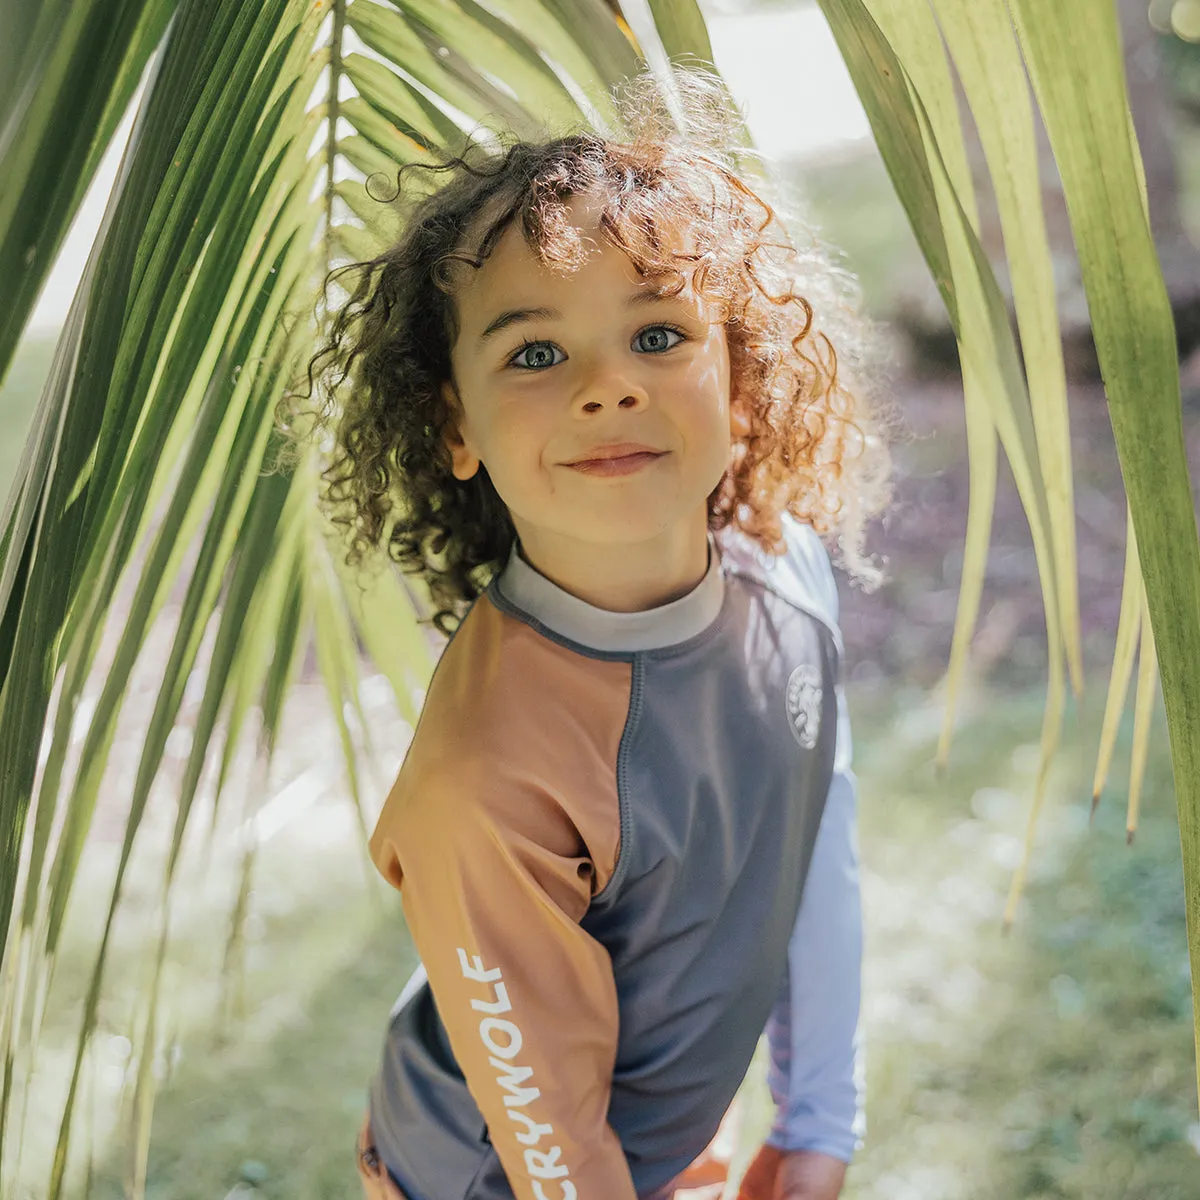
{"left": 397, "top": 593, "right": 632, "bottom": 799}
{"left": 718, "top": 514, "right": 840, "bottom": 638}
{"left": 369, "top": 593, "right": 630, "bottom": 882}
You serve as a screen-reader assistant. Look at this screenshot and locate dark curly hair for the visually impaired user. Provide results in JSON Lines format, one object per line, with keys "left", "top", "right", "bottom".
{"left": 282, "top": 66, "right": 892, "bottom": 636}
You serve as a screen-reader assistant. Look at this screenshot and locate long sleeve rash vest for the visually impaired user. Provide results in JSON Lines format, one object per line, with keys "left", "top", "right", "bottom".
{"left": 366, "top": 515, "right": 866, "bottom": 1200}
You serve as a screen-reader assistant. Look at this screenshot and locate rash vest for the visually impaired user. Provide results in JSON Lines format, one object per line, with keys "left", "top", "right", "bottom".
{"left": 366, "top": 515, "right": 865, "bottom": 1200}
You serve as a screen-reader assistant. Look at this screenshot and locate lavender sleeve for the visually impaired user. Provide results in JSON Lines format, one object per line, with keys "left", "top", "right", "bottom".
{"left": 763, "top": 523, "right": 866, "bottom": 1161}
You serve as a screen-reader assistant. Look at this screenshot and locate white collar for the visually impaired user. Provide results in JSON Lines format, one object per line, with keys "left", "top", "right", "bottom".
{"left": 493, "top": 534, "right": 726, "bottom": 653}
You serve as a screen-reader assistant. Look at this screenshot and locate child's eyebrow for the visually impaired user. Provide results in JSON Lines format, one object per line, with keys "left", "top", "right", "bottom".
{"left": 477, "top": 289, "right": 679, "bottom": 347}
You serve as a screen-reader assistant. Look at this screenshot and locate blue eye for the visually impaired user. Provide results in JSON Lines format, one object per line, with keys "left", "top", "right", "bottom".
{"left": 508, "top": 341, "right": 565, "bottom": 371}
{"left": 505, "top": 324, "right": 688, "bottom": 371}
{"left": 635, "top": 325, "right": 686, "bottom": 353}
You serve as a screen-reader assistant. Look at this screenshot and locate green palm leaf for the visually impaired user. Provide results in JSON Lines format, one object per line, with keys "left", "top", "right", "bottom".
{"left": 1006, "top": 0, "right": 1200, "bottom": 1100}
{"left": 0, "top": 0, "right": 177, "bottom": 383}
{"left": 818, "top": 0, "right": 1070, "bottom": 925}
{"left": 1, "top": 0, "right": 1196, "bottom": 1191}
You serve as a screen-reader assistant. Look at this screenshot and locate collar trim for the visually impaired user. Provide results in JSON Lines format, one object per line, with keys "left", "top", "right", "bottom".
{"left": 494, "top": 536, "right": 725, "bottom": 653}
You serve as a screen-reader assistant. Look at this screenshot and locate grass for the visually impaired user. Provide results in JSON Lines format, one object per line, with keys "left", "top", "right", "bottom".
{"left": 733, "top": 683, "right": 1197, "bottom": 1199}
{"left": 842, "top": 685, "right": 1195, "bottom": 1199}
{"left": 8, "top": 673, "right": 1193, "bottom": 1200}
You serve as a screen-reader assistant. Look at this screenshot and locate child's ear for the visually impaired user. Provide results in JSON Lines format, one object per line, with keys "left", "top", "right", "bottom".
{"left": 439, "top": 380, "right": 481, "bottom": 481}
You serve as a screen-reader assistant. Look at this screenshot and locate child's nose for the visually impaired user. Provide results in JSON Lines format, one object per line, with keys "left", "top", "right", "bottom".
{"left": 579, "top": 393, "right": 647, "bottom": 415}
{"left": 573, "top": 372, "right": 650, "bottom": 416}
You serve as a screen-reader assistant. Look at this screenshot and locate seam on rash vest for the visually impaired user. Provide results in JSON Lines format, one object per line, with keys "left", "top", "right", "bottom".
{"left": 484, "top": 583, "right": 635, "bottom": 663}
{"left": 459, "top": 1141, "right": 497, "bottom": 1200}
{"left": 591, "top": 652, "right": 644, "bottom": 905}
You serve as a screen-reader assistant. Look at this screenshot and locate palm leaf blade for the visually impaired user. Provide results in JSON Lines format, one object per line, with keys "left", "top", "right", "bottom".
{"left": 1007, "top": 0, "right": 1200, "bottom": 1082}
{"left": 930, "top": 0, "right": 1081, "bottom": 696}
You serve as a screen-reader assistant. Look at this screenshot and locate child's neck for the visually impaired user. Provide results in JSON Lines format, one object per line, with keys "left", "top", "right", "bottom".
{"left": 512, "top": 517, "right": 711, "bottom": 614}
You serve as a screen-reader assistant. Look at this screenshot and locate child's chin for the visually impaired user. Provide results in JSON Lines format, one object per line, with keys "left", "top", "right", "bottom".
{"left": 590, "top": 512, "right": 685, "bottom": 545}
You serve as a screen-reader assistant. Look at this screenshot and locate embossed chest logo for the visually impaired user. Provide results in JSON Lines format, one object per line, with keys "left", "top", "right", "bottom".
{"left": 785, "top": 664, "right": 822, "bottom": 750}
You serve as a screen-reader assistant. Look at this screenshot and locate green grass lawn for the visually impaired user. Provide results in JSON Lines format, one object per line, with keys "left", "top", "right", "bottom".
{"left": 802, "top": 685, "right": 1193, "bottom": 1200}
{"left": 12, "top": 676, "right": 1192, "bottom": 1200}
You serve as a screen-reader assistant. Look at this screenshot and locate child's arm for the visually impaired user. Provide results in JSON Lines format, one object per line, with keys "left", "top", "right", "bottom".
{"left": 762, "top": 680, "right": 865, "bottom": 1168}
{"left": 743, "top": 527, "right": 865, "bottom": 1199}
{"left": 371, "top": 764, "right": 638, "bottom": 1200}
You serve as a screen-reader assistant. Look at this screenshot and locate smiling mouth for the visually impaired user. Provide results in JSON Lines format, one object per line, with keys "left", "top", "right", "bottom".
{"left": 563, "top": 450, "right": 666, "bottom": 477}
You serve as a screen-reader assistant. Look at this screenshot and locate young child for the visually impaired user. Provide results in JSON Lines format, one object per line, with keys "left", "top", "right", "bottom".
{"left": 302, "top": 65, "right": 889, "bottom": 1200}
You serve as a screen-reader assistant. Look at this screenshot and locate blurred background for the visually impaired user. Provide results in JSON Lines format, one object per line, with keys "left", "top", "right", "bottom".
{"left": 3, "top": 0, "right": 1199, "bottom": 1196}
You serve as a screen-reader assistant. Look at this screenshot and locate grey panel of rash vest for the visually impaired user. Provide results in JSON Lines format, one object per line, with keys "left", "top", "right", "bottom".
{"left": 580, "top": 578, "right": 839, "bottom": 1198}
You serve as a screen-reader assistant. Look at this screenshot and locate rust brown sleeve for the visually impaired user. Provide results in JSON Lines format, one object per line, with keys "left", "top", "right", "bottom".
{"left": 371, "top": 762, "right": 635, "bottom": 1200}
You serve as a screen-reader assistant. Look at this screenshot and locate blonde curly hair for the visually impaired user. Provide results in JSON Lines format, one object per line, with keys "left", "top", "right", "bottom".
{"left": 286, "top": 66, "right": 892, "bottom": 635}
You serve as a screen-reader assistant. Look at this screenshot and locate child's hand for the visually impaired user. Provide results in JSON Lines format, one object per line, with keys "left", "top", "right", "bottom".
{"left": 735, "top": 1144, "right": 846, "bottom": 1200}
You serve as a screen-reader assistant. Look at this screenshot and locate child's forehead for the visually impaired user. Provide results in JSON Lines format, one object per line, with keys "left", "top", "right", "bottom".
{"left": 455, "top": 187, "right": 704, "bottom": 295}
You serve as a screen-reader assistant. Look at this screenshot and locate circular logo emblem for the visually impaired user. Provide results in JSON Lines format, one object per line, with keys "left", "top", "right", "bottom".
{"left": 785, "top": 664, "right": 823, "bottom": 750}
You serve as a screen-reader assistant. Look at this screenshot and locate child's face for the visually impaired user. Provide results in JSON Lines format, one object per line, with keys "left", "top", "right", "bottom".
{"left": 440, "top": 190, "right": 733, "bottom": 553}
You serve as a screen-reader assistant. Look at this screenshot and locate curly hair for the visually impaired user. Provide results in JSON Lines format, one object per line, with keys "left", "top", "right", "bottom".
{"left": 282, "top": 65, "right": 892, "bottom": 636}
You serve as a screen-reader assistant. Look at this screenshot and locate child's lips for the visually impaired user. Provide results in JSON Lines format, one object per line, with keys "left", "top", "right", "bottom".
{"left": 563, "top": 451, "right": 667, "bottom": 477}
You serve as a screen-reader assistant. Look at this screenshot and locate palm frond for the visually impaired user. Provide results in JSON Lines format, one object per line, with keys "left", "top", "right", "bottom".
{"left": 1, "top": 0, "right": 1196, "bottom": 1190}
